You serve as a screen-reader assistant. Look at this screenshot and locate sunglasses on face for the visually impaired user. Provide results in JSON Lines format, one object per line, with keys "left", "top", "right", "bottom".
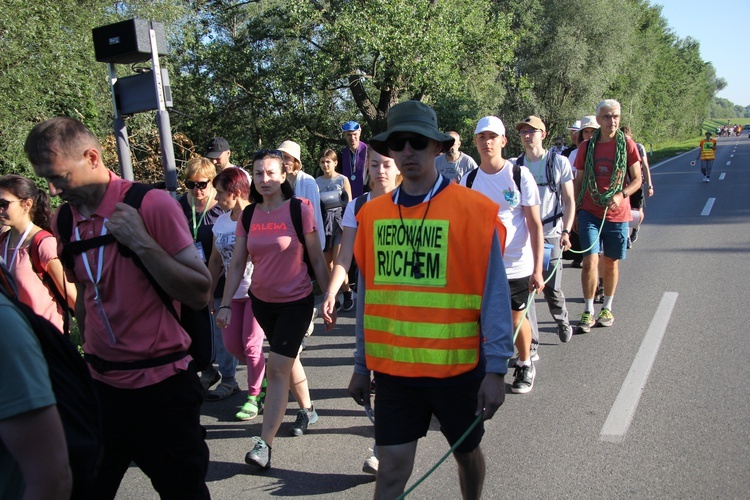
{"left": 0, "top": 199, "right": 21, "bottom": 211}
{"left": 252, "top": 149, "right": 284, "bottom": 162}
{"left": 386, "top": 135, "right": 430, "bottom": 152}
{"left": 185, "top": 180, "right": 209, "bottom": 190}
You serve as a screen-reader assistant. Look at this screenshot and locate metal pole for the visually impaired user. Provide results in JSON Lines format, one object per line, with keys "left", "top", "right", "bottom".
{"left": 108, "top": 63, "right": 134, "bottom": 180}
{"left": 149, "top": 28, "right": 178, "bottom": 197}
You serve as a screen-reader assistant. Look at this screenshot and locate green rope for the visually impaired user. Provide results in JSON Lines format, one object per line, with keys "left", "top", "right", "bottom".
{"left": 576, "top": 129, "right": 628, "bottom": 208}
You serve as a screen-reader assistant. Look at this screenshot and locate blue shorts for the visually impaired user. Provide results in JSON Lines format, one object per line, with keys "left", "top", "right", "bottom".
{"left": 577, "top": 209, "right": 628, "bottom": 261}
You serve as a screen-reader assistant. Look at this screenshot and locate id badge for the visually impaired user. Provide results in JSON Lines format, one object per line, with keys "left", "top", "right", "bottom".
{"left": 194, "top": 241, "right": 206, "bottom": 261}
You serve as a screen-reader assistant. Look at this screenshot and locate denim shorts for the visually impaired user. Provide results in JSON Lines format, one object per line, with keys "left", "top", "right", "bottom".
{"left": 577, "top": 209, "right": 628, "bottom": 260}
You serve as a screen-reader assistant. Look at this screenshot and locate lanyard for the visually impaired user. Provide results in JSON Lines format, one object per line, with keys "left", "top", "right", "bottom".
{"left": 190, "top": 191, "right": 214, "bottom": 241}
{"left": 2, "top": 222, "right": 34, "bottom": 273}
{"left": 76, "top": 219, "right": 117, "bottom": 345}
{"left": 393, "top": 174, "right": 442, "bottom": 205}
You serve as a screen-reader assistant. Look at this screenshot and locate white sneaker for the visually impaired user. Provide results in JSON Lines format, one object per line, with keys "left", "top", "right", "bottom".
{"left": 362, "top": 455, "right": 379, "bottom": 475}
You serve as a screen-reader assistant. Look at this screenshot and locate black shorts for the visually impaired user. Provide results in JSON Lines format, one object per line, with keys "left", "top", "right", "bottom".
{"left": 630, "top": 189, "right": 645, "bottom": 209}
{"left": 249, "top": 292, "right": 314, "bottom": 358}
{"left": 508, "top": 277, "right": 531, "bottom": 311}
{"left": 373, "top": 374, "right": 484, "bottom": 453}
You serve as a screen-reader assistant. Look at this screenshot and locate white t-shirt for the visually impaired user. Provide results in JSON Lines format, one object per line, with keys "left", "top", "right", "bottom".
{"left": 342, "top": 193, "right": 371, "bottom": 229}
{"left": 460, "top": 161, "right": 540, "bottom": 279}
{"left": 512, "top": 152, "right": 573, "bottom": 238}
{"left": 212, "top": 212, "right": 253, "bottom": 300}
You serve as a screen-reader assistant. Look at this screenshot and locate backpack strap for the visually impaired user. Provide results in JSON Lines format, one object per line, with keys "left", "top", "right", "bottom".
{"left": 465, "top": 167, "right": 479, "bottom": 189}
{"left": 512, "top": 163, "right": 522, "bottom": 196}
{"left": 241, "top": 203, "right": 257, "bottom": 235}
{"left": 354, "top": 193, "right": 368, "bottom": 217}
{"left": 290, "top": 197, "right": 304, "bottom": 244}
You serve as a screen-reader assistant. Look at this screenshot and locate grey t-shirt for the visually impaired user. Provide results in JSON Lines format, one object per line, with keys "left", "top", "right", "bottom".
{"left": 434, "top": 152, "right": 478, "bottom": 182}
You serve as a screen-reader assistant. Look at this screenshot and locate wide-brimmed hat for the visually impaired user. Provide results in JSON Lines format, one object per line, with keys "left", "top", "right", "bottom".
{"left": 515, "top": 116, "right": 546, "bottom": 133}
{"left": 277, "top": 140, "right": 301, "bottom": 163}
{"left": 369, "top": 101, "right": 454, "bottom": 156}
{"left": 568, "top": 120, "right": 581, "bottom": 131}
{"left": 205, "top": 137, "right": 230, "bottom": 158}
{"left": 579, "top": 116, "right": 600, "bottom": 130}
{"left": 474, "top": 116, "right": 506, "bottom": 137}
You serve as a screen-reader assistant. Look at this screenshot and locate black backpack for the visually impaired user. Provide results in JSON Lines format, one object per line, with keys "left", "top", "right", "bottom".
{"left": 56, "top": 183, "right": 214, "bottom": 372}
{"left": 241, "top": 197, "right": 316, "bottom": 281}
{"left": 0, "top": 264, "right": 103, "bottom": 499}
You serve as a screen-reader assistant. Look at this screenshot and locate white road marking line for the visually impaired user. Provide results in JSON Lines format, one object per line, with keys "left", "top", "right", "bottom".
{"left": 701, "top": 198, "right": 715, "bottom": 216}
{"left": 726, "top": 161, "right": 731, "bottom": 166}
{"left": 719, "top": 173, "right": 726, "bottom": 180}
{"left": 730, "top": 154, "right": 734, "bottom": 157}
{"left": 600, "top": 292, "right": 679, "bottom": 443}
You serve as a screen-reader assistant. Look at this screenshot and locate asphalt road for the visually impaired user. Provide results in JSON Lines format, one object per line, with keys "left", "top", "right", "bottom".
{"left": 116, "top": 134, "right": 750, "bottom": 499}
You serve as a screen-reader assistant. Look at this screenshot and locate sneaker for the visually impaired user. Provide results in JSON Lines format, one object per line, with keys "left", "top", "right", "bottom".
{"left": 305, "top": 308, "right": 318, "bottom": 337}
{"left": 245, "top": 436, "right": 271, "bottom": 470}
{"left": 199, "top": 369, "right": 220, "bottom": 392}
{"left": 530, "top": 341, "right": 540, "bottom": 362}
{"left": 597, "top": 308, "right": 615, "bottom": 327}
{"left": 571, "top": 260, "right": 582, "bottom": 269}
{"left": 626, "top": 237, "right": 632, "bottom": 249}
{"left": 578, "top": 311, "right": 595, "bottom": 333}
{"left": 236, "top": 396, "right": 261, "bottom": 421}
{"left": 298, "top": 338, "right": 306, "bottom": 354}
{"left": 342, "top": 291, "right": 354, "bottom": 312}
{"left": 558, "top": 322, "right": 573, "bottom": 343}
{"left": 510, "top": 363, "right": 536, "bottom": 394}
{"left": 290, "top": 405, "right": 318, "bottom": 436}
{"left": 703, "top": 176, "right": 710, "bottom": 183}
{"left": 362, "top": 455, "right": 379, "bottom": 475}
{"left": 630, "top": 228, "right": 639, "bottom": 244}
{"left": 335, "top": 300, "right": 342, "bottom": 312}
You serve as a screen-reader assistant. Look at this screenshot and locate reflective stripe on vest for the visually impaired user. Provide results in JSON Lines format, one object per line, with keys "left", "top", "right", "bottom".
{"left": 355, "top": 182, "right": 504, "bottom": 378}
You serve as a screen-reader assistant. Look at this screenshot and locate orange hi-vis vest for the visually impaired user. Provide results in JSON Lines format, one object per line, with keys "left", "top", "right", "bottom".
{"left": 354, "top": 182, "right": 506, "bottom": 378}
{"left": 699, "top": 139, "right": 716, "bottom": 160}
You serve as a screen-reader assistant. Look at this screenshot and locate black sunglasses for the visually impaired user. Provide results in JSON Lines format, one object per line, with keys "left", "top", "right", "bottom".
{"left": 0, "top": 199, "right": 21, "bottom": 211}
{"left": 252, "top": 149, "right": 284, "bottom": 161}
{"left": 185, "top": 180, "right": 209, "bottom": 190}
{"left": 386, "top": 135, "right": 430, "bottom": 152}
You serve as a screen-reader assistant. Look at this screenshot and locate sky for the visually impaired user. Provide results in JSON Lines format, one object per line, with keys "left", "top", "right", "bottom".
{"left": 655, "top": 0, "right": 750, "bottom": 107}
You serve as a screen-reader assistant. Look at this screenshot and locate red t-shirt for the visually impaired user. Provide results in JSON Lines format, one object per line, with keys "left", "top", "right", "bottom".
{"left": 236, "top": 198, "right": 316, "bottom": 303}
{"left": 575, "top": 137, "right": 641, "bottom": 222}
{"left": 54, "top": 171, "right": 195, "bottom": 389}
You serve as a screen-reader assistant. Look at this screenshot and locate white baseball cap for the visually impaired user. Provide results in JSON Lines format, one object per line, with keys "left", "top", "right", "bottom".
{"left": 474, "top": 116, "right": 506, "bottom": 137}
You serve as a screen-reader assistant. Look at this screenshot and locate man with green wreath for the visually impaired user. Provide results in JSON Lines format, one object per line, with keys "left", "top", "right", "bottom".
{"left": 573, "top": 99, "right": 642, "bottom": 332}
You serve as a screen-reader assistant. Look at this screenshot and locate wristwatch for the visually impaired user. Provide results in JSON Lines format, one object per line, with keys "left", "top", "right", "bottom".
{"left": 620, "top": 190, "right": 629, "bottom": 198}
{"left": 561, "top": 229, "right": 570, "bottom": 234}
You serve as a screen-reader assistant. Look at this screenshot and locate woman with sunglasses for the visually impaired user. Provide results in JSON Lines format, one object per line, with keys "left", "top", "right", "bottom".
{"left": 209, "top": 167, "right": 266, "bottom": 421}
{"left": 315, "top": 149, "right": 353, "bottom": 309}
{"left": 218, "top": 150, "right": 330, "bottom": 471}
{"left": 320, "top": 148, "right": 401, "bottom": 474}
{"left": 179, "top": 158, "right": 239, "bottom": 399}
{"left": 0, "top": 174, "right": 76, "bottom": 332}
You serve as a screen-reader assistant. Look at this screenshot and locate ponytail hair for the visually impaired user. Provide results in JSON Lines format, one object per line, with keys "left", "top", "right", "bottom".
{"left": 0, "top": 174, "right": 53, "bottom": 231}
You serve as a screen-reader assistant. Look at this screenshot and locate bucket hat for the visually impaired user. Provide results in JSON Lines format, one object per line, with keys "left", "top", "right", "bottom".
{"left": 579, "top": 116, "right": 600, "bottom": 130}
{"left": 369, "top": 101, "right": 454, "bottom": 156}
{"left": 277, "top": 140, "right": 301, "bottom": 163}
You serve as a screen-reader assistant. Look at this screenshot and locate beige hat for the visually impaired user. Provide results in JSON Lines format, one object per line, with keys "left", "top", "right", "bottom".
{"left": 277, "top": 140, "right": 301, "bottom": 163}
{"left": 515, "top": 116, "right": 546, "bottom": 133}
{"left": 579, "top": 116, "right": 600, "bottom": 130}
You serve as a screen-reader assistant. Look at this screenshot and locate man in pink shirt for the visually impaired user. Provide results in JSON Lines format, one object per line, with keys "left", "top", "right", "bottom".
{"left": 25, "top": 117, "right": 212, "bottom": 499}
